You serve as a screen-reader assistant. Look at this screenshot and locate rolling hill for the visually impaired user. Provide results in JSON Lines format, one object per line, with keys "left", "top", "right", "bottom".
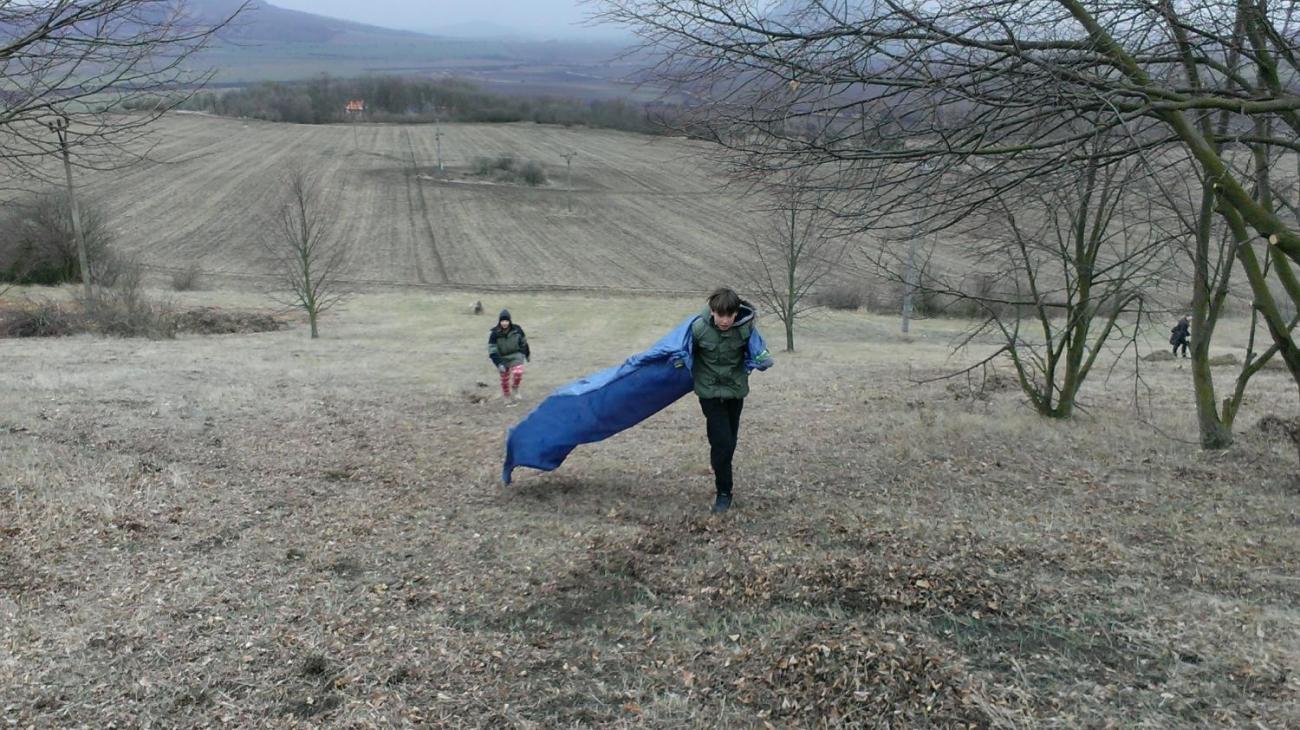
{"left": 79, "top": 114, "right": 755, "bottom": 292}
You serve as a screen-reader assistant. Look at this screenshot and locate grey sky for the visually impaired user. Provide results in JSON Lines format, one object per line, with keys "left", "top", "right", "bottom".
{"left": 269, "top": 0, "right": 617, "bottom": 39}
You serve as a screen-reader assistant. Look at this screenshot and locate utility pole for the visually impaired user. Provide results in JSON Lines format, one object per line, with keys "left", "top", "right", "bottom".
{"left": 434, "top": 106, "right": 449, "bottom": 172}
{"left": 560, "top": 151, "right": 577, "bottom": 212}
{"left": 903, "top": 161, "right": 935, "bottom": 335}
{"left": 902, "top": 234, "right": 917, "bottom": 334}
{"left": 46, "top": 115, "right": 93, "bottom": 303}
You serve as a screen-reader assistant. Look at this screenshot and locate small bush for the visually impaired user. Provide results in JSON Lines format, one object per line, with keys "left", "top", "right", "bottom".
{"left": 862, "top": 284, "right": 901, "bottom": 316}
{"left": 0, "top": 299, "right": 285, "bottom": 339}
{"left": 947, "top": 273, "right": 1001, "bottom": 319}
{"left": 520, "top": 160, "right": 547, "bottom": 186}
{"left": 815, "top": 283, "right": 865, "bottom": 310}
{"left": 0, "top": 300, "right": 78, "bottom": 337}
{"left": 172, "top": 264, "right": 203, "bottom": 291}
{"left": 88, "top": 250, "right": 133, "bottom": 290}
{"left": 88, "top": 296, "right": 178, "bottom": 339}
{"left": 87, "top": 262, "right": 178, "bottom": 339}
{"left": 471, "top": 154, "right": 547, "bottom": 186}
{"left": 0, "top": 191, "right": 114, "bottom": 286}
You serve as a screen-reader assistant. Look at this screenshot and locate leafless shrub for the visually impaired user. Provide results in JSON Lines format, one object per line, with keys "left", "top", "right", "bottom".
{"left": 86, "top": 260, "right": 178, "bottom": 339}
{"left": 520, "top": 160, "right": 547, "bottom": 186}
{"left": 0, "top": 268, "right": 177, "bottom": 339}
{"left": 87, "top": 250, "right": 133, "bottom": 290}
{"left": 171, "top": 264, "right": 204, "bottom": 292}
{"left": 813, "top": 282, "right": 864, "bottom": 311}
{"left": 0, "top": 192, "right": 114, "bottom": 286}
{"left": 0, "top": 300, "right": 78, "bottom": 338}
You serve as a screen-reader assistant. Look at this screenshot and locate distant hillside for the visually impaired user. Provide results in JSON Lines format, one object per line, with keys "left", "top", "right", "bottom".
{"left": 184, "top": 0, "right": 645, "bottom": 96}
{"left": 189, "top": 0, "right": 434, "bottom": 44}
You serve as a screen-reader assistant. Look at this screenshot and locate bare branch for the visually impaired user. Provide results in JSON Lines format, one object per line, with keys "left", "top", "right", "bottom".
{"left": 1, "top": 1, "right": 249, "bottom": 181}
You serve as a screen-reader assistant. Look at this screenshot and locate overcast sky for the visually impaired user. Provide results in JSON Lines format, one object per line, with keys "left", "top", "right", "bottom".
{"left": 269, "top": 0, "right": 619, "bottom": 39}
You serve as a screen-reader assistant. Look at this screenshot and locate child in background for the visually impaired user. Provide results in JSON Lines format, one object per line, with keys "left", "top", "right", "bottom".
{"left": 489, "top": 309, "right": 530, "bottom": 406}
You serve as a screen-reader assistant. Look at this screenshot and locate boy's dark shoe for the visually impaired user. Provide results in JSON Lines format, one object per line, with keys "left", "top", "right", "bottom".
{"left": 711, "top": 494, "right": 732, "bottom": 514}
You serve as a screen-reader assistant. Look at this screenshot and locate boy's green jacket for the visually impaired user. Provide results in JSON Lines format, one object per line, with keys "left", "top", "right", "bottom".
{"left": 690, "top": 304, "right": 769, "bottom": 399}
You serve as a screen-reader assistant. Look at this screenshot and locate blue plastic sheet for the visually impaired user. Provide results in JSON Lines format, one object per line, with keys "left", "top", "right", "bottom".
{"left": 502, "top": 313, "right": 771, "bottom": 484}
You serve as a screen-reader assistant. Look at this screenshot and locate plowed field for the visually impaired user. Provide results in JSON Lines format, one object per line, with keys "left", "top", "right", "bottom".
{"left": 80, "top": 115, "right": 752, "bottom": 292}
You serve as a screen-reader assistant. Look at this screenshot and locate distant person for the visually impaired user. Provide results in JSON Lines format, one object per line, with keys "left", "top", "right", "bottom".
{"left": 691, "top": 287, "right": 772, "bottom": 513}
{"left": 1170, "top": 314, "right": 1190, "bottom": 358}
{"left": 489, "top": 309, "right": 530, "bottom": 406}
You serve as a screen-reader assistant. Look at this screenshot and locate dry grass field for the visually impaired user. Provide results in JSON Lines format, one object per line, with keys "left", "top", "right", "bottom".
{"left": 1, "top": 290, "right": 1297, "bottom": 727}
{"left": 52, "top": 115, "right": 754, "bottom": 293}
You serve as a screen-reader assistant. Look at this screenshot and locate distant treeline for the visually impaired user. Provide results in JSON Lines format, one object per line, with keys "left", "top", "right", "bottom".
{"left": 160, "top": 76, "right": 674, "bottom": 134}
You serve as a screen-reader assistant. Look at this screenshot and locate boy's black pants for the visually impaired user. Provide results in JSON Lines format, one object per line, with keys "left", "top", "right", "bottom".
{"left": 699, "top": 397, "right": 744, "bottom": 497}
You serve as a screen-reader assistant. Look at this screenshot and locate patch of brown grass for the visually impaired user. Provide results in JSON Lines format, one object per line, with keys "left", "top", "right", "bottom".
{"left": 1, "top": 292, "right": 1297, "bottom": 727}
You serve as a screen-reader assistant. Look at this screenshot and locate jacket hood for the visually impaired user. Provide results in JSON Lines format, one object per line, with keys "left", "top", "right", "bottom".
{"left": 701, "top": 300, "right": 757, "bottom": 329}
{"left": 498, "top": 309, "right": 512, "bottom": 323}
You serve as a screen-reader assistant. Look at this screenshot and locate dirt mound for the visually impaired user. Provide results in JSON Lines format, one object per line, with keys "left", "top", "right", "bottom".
{"left": 1254, "top": 415, "right": 1300, "bottom": 464}
{"left": 173, "top": 307, "right": 286, "bottom": 335}
{"left": 1140, "top": 352, "right": 1240, "bottom": 366}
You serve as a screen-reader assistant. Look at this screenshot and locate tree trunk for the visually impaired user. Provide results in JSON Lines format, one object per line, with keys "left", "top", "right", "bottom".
{"left": 1192, "top": 352, "right": 1233, "bottom": 448}
{"left": 309, "top": 308, "right": 319, "bottom": 339}
{"left": 1190, "top": 182, "right": 1234, "bottom": 448}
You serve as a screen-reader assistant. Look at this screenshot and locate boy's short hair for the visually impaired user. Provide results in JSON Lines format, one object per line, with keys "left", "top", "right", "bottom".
{"left": 707, "top": 287, "right": 741, "bottom": 315}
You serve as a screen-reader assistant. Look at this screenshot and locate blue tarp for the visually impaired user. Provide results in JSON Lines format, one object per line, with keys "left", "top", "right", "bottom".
{"left": 502, "top": 313, "right": 771, "bottom": 484}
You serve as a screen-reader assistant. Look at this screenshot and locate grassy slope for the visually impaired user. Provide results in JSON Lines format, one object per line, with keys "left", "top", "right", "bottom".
{"left": 1, "top": 290, "right": 1296, "bottom": 726}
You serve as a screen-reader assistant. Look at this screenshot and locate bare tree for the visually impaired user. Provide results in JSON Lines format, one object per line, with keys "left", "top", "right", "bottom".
{"left": 599, "top": 1, "right": 1300, "bottom": 257}
{"left": 743, "top": 175, "right": 846, "bottom": 352}
{"left": 887, "top": 135, "right": 1170, "bottom": 418}
{"left": 261, "top": 168, "right": 349, "bottom": 339}
{"left": 1, "top": 0, "right": 247, "bottom": 181}
{"left": 598, "top": 0, "right": 1300, "bottom": 417}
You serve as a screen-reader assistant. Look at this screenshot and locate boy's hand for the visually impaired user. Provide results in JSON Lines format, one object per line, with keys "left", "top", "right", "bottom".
{"left": 497, "top": 364, "right": 507, "bottom": 373}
